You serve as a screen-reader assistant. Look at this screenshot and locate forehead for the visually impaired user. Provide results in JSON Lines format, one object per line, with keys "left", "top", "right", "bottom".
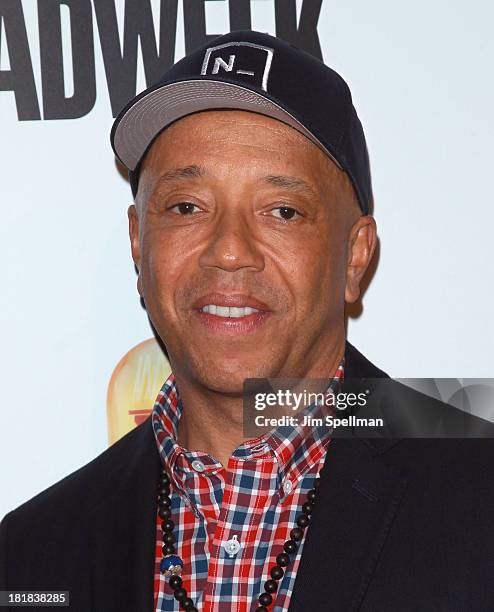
{"left": 136, "top": 110, "right": 357, "bottom": 211}
{"left": 142, "top": 110, "right": 332, "bottom": 170}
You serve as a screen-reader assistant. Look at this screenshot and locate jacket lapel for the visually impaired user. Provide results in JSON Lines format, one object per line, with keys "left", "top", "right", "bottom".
{"left": 289, "top": 437, "right": 408, "bottom": 611}
{"left": 289, "top": 342, "right": 408, "bottom": 611}
{"left": 88, "top": 417, "right": 161, "bottom": 612}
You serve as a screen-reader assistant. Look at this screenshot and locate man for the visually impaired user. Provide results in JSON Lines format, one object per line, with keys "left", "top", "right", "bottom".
{"left": 1, "top": 30, "right": 493, "bottom": 612}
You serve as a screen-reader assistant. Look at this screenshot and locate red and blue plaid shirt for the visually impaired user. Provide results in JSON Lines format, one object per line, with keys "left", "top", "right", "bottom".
{"left": 152, "top": 361, "right": 344, "bottom": 611}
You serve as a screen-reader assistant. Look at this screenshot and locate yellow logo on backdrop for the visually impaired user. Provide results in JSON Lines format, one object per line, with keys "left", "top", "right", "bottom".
{"left": 106, "top": 338, "right": 171, "bottom": 445}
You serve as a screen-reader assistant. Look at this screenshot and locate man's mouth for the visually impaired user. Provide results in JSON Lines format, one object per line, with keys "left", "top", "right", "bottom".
{"left": 191, "top": 293, "right": 272, "bottom": 332}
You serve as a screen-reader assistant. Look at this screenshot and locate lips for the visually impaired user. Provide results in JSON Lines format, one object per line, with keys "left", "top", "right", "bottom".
{"left": 191, "top": 292, "right": 273, "bottom": 333}
{"left": 192, "top": 293, "right": 270, "bottom": 311}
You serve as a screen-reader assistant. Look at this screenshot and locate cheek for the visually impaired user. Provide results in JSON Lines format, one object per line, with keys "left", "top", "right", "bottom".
{"left": 287, "top": 238, "right": 347, "bottom": 318}
{"left": 140, "top": 231, "right": 186, "bottom": 314}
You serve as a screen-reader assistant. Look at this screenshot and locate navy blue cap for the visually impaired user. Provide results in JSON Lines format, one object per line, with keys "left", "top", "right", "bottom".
{"left": 111, "top": 30, "right": 372, "bottom": 214}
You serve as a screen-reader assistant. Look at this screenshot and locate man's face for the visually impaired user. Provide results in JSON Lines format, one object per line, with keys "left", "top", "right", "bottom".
{"left": 128, "top": 110, "right": 372, "bottom": 393}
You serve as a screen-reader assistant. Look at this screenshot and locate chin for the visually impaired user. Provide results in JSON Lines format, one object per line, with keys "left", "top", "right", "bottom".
{"left": 193, "top": 357, "right": 271, "bottom": 395}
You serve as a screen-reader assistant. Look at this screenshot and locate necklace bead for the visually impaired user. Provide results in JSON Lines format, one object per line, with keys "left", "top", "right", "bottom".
{"left": 159, "top": 507, "right": 172, "bottom": 519}
{"left": 307, "top": 488, "right": 317, "bottom": 501}
{"left": 162, "top": 519, "right": 174, "bottom": 532}
{"left": 296, "top": 514, "right": 310, "bottom": 528}
{"left": 182, "top": 597, "right": 195, "bottom": 609}
{"left": 270, "top": 565, "right": 284, "bottom": 581}
{"left": 259, "top": 592, "right": 273, "bottom": 606}
{"left": 173, "top": 587, "right": 187, "bottom": 602}
{"left": 163, "top": 543, "right": 176, "bottom": 555}
{"left": 290, "top": 527, "right": 304, "bottom": 541}
{"left": 283, "top": 539, "right": 297, "bottom": 554}
{"left": 276, "top": 552, "right": 290, "bottom": 567}
{"left": 169, "top": 575, "right": 182, "bottom": 590}
{"left": 159, "top": 507, "right": 170, "bottom": 519}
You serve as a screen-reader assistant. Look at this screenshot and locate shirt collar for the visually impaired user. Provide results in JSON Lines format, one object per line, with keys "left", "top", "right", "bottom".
{"left": 152, "top": 360, "right": 344, "bottom": 498}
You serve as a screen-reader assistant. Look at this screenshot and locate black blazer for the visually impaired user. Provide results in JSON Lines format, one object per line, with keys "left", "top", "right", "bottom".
{"left": 1, "top": 342, "right": 494, "bottom": 611}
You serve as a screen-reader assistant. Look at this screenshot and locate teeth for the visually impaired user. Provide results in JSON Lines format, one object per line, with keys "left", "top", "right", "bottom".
{"left": 201, "top": 304, "right": 260, "bottom": 317}
{"left": 216, "top": 306, "right": 229, "bottom": 317}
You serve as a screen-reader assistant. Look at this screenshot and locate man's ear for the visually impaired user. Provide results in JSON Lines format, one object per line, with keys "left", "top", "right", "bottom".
{"left": 345, "top": 215, "right": 377, "bottom": 304}
{"left": 128, "top": 204, "right": 143, "bottom": 297}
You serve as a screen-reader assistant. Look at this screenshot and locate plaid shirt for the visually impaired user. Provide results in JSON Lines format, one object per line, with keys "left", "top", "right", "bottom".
{"left": 152, "top": 362, "right": 344, "bottom": 611}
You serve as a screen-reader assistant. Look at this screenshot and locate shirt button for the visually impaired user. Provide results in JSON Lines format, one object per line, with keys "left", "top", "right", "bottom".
{"left": 223, "top": 535, "right": 241, "bottom": 557}
{"left": 284, "top": 479, "right": 293, "bottom": 495}
{"left": 191, "top": 459, "right": 205, "bottom": 472}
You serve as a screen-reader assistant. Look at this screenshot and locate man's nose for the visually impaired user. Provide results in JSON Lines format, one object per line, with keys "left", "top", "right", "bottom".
{"left": 198, "top": 211, "right": 265, "bottom": 273}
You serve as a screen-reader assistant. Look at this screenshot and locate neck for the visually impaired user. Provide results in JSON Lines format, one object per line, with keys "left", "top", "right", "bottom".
{"left": 172, "top": 335, "right": 346, "bottom": 468}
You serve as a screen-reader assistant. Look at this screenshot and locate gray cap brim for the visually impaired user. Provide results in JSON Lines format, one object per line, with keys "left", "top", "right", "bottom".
{"left": 112, "top": 79, "right": 342, "bottom": 171}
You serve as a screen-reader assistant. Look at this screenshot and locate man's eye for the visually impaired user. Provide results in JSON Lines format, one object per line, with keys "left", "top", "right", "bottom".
{"left": 169, "top": 202, "right": 201, "bottom": 215}
{"left": 271, "top": 206, "right": 301, "bottom": 220}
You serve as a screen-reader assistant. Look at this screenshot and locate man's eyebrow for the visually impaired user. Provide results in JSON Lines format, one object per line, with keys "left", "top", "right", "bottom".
{"left": 262, "top": 175, "right": 318, "bottom": 197}
{"left": 156, "top": 165, "right": 205, "bottom": 184}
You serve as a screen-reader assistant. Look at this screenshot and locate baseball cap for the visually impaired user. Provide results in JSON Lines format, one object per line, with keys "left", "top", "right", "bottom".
{"left": 110, "top": 30, "right": 372, "bottom": 214}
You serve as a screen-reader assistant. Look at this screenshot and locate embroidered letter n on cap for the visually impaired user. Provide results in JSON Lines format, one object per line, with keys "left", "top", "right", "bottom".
{"left": 201, "top": 42, "right": 274, "bottom": 91}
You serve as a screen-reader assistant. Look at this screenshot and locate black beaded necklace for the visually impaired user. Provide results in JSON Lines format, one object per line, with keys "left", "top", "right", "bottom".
{"left": 157, "top": 466, "right": 320, "bottom": 611}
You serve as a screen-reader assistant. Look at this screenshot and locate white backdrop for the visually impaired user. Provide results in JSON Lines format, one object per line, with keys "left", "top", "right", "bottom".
{"left": 1, "top": 0, "right": 493, "bottom": 518}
